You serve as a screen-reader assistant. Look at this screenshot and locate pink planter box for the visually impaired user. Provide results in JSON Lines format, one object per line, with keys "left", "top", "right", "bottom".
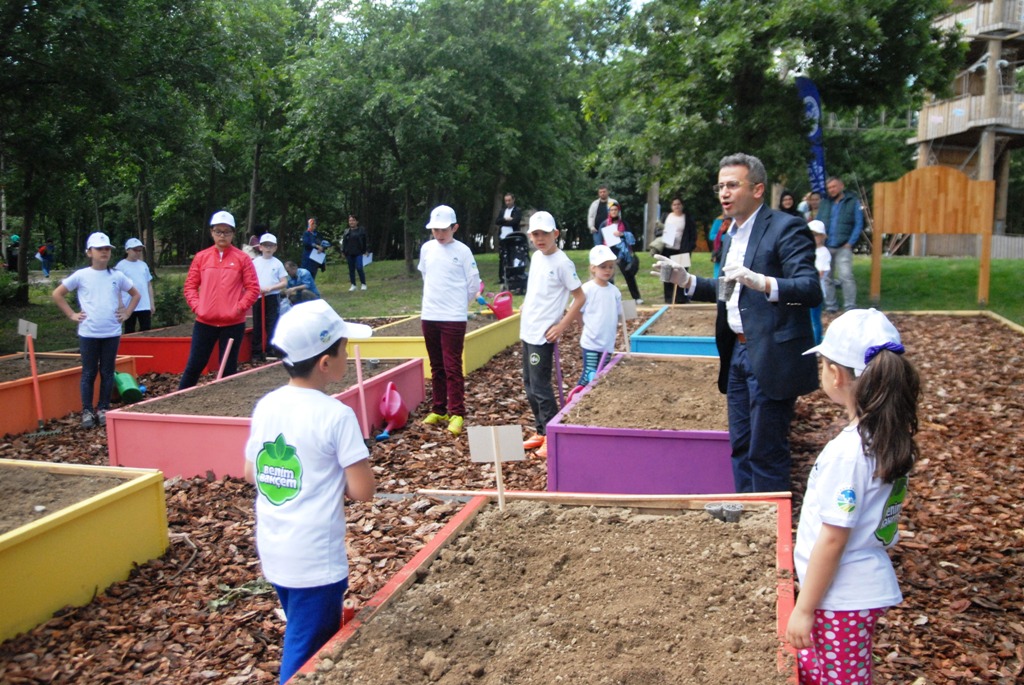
{"left": 0, "top": 354, "right": 137, "bottom": 437}
{"left": 119, "top": 325, "right": 253, "bottom": 375}
{"left": 106, "top": 358, "right": 424, "bottom": 479}
{"left": 546, "top": 354, "right": 734, "bottom": 495}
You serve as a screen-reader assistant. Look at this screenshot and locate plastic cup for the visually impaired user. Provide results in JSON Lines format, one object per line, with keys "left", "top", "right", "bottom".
{"left": 704, "top": 502, "right": 725, "bottom": 521}
{"left": 660, "top": 261, "right": 676, "bottom": 283}
{"left": 717, "top": 277, "right": 735, "bottom": 302}
{"left": 722, "top": 503, "right": 744, "bottom": 523}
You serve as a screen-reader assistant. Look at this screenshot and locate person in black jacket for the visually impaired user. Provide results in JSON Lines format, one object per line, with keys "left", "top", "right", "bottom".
{"left": 341, "top": 214, "right": 369, "bottom": 291}
{"left": 495, "top": 193, "right": 523, "bottom": 284}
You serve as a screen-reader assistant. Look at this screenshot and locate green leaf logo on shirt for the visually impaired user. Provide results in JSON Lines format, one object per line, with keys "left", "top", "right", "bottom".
{"left": 255, "top": 433, "right": 302, "bottom": 506}
{"left": 874, "top": 476, "right": 908, "bottom": 546}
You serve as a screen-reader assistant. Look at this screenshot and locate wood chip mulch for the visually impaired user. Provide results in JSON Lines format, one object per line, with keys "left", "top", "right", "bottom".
{"left": 0, "top": 312, "right": 1021, "bottom": 684}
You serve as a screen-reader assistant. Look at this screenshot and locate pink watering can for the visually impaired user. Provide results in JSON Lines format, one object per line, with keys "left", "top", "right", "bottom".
{"left": 374, "top": 381, "right": 409, "bottom": 441}
{"left": 475, "top": 282, "right": 513, "bottom": 320}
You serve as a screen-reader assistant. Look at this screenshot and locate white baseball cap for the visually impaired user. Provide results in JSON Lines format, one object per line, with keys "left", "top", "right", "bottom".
{"left": 86, "top": 232, "right": 113, "bottom": 250}
{"left": 808, "top": 220, "right": 826, "bottom": 235}
{"left": 272, "top": 299, "right": 372, "bottom": 365}
{"left": 259, "top": 233, "right": 277, "bottom": 244}
{"left": 124, "top": 238, "right": 144, "bottom": 250}
{"left": 529, "top": 211, "right": 557, "bottom": 233}
{"left": 209, "top": 210, "right": 236, "bottom": 228}
{"left": 803, "top": 308, "right": 903, "bottom": 376}
{"left": 589, "top": 244, "right": 617, "bottom": 265}
{"left": 425, "top": 205, "right": 457, "bottom": 229}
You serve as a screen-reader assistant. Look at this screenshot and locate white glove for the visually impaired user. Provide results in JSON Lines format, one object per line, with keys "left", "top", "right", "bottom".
{"left": 651, "top": 254, "right": 690, "bottom": 288}
{"left": 723, "top": 264, "right": 768, "bottom": 293}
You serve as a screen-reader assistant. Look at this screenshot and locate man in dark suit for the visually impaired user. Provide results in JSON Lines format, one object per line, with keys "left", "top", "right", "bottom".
{"left": 495, "top": 192, "right": 523, "bottom": 284}
{"left": 655, "top": 153, "right": 821, "bottom": 493}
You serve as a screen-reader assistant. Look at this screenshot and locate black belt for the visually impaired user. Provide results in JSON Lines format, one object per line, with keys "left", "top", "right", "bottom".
{"left": 736, "top": 333, "right": 747, "bottom": 344}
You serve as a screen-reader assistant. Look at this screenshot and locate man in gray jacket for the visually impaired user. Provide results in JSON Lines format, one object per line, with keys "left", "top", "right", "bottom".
{"left": 817, "top": 176, "right": 863, "bottom": 312}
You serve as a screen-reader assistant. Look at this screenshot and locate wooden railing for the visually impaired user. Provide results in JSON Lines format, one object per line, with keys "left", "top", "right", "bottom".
{"left": 915, "top": 93, "right": 1024, "bottom": 140}
{"left": 935, "top": 1, "right": 1024, "bottom": 36}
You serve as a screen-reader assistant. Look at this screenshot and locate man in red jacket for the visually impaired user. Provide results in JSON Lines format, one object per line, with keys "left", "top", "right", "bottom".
{"left": 178, "top": 211, "right": 261, "bottom": 389}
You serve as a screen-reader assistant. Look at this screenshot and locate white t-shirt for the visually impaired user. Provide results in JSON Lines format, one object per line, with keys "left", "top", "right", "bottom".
{"left": 579, "top": 280, "right": 622, "bottom": 353}
{"left": 814, "top": 245, "right": 832, "bottom": 275}
{"left": 499, "top": 208, "right": 515, "bottom": 240}
{"left": 114, "top": 259, "right": 153, "bottom": 311}
{"left": 794, "top": 426, "right": 906, "bottom": 611}
{"left": 418, "top": 239, "right": 480, "bottom": 322}
{"left": 519, "top": 249, "right": 581, "bottom": 345}
{"left": 61, "top": 267, "right": 134, "bottom": 338}
{"left": 245, "top": 385, "right": 370, "bottom": 588}
{"left": 253, "top": 255, "right": 287, "bottom": 295}
{"left": 662, "top": 213, "right": 686, "bottom": 251}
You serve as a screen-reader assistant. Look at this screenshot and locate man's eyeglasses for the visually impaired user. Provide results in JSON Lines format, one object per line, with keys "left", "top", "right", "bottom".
{"left": 712, "top": 181, "right": 757, "bottom": 195}
{"left": 211, "top": 229, "right": 234, "bottom": 236}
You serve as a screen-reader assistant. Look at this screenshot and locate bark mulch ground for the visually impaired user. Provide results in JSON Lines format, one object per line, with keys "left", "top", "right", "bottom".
{"left": 0, "top": 313, "right": 1020, "bottom": 684}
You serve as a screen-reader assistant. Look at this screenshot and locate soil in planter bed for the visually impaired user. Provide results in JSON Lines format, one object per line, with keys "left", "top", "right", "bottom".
{"left": 0, "top": 466, "right": 125, "bottom": 535}
{"left": 375, "top": 314, "right": 501, "bottom": 337}
{"left": 123, "top": 360, "right": 400, "bottom": 417}
{"left": 564, "top": 357, "right": 728, "bottom": 431}
{"left": 644, "top": 307, "right": 717, "bottom": 337}
{"left": 305, "top": 501, "right": 788, "bottom": 685}
{"left": 0, "top": 356, "right": 83, "bottom": 383}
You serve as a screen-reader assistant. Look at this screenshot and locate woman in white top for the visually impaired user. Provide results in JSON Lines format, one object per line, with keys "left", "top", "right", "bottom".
{"left": 659, "top": 197, "right": 696, "bottom": 303}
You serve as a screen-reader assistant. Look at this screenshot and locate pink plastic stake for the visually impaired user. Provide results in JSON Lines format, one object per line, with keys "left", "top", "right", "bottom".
{"left": 260, "top": 295, "right": 267, "bottom": 356}
{"left": 553, "top": 340, "right": 565, "bottom": 408}
{"left": 215, "top": 337, "right": 234, "bottom": 380}
{"left": 353, "top": 345, "right": 370, "bottom": 440}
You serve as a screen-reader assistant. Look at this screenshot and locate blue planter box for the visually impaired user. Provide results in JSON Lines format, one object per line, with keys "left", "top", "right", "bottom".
{"left": 630, "top": 305, "right": 718, "bottom": 357}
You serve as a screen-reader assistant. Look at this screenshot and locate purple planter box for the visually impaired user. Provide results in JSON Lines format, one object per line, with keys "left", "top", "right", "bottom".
{"left": 546, "top": 354, "right": 734, "bottom": 495}
{"left": 106, "top": 358, "right": 424, "bottom": 479}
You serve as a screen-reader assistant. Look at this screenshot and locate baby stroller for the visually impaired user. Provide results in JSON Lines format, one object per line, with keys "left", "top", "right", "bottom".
{"left": 499, "top": 232, "right": 530, "bottom": 295}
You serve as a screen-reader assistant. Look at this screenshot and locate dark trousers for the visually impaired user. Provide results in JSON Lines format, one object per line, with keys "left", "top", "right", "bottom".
{"left": 123, "top": 309, "right": 152, "bottom": 333}
{"left": 346, "top": 254, "right": 365, "bottom": 286}
{"left": 79, "top": 335, "right": 120, "bottom": 412}
{"left": 178, "top": 321, "right": 246, "bottom": 389}
{"left": 273, "top": 578, "right": 348, "bottom": 685}
{"left": 726, "top": 342, "right": 796, "bottom": 493}
{"left": 522, "top": 341, "right": 557, "bottom": 435}
{"left": 252, "top": 295, "right": 281, "bottom": 356}
{"left": 618, "top": 263, "right": 641, "bottom": 301}
{"left": 422, "top": 320, "right": 467, "bottom": 417}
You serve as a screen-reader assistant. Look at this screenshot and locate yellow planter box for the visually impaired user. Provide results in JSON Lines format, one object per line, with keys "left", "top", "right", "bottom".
{"left": 347, "top": 313, "right": 521, "bottom": 378}
{"left": 0, "top": 459, "right": 168, "bottom": 642}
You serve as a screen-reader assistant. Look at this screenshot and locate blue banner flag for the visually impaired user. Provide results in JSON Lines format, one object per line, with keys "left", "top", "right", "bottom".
{"left": 796, "top": 77, "right": 827, "bottom": 194}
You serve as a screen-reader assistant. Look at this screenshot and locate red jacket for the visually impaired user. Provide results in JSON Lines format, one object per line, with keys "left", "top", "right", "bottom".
{"left": 184, "top": 244, "right": 260, "bottom": 327}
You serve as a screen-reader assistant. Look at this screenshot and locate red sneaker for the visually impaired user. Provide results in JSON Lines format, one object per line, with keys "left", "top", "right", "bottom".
{"left": 523, "top": 433, "right": 545, "bottom": 450}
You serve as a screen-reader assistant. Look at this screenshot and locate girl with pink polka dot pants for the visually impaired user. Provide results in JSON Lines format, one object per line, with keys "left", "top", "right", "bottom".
{"left": 785, "top": 310, "right": 921, "bottom": 684}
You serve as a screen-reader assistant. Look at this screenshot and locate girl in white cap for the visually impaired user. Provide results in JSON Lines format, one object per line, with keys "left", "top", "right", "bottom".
{"left": 574, "top": 244, "right": 622, "bottom": 392}
{"left": 52, "top": 232, "right": 141, "bottom": 428}
{"left": 786, "top": 308, "right": 921, "bottom": 684}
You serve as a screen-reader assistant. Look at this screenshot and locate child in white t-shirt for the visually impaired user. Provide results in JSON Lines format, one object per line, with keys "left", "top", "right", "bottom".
{"left": 787, "top": 309, "right": 920, "bottom": 684}
{"left": 244, "top": 300, "right": 375, "bottom": 685}
{"left": 52, "top": 232, "right": 140, "bottom": 429}
{"left": 417, "top": 205, "right": 481, "bottom": 437}
{"left": 808, "top": 220, "right": 831, "bottom": 345}
{"left": 251, "top": 233, "right": 288, "bottom": 361}
{"left": 576, "top": 244, "right": 622, "bottom": 388}
{"left": 114, "top": 238, "right": 155, "bottom": 332}
{"left": 519, "top": 211, "right": 585, "bottom": 459}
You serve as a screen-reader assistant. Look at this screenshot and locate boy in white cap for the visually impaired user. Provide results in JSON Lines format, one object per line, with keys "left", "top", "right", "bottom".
{"left": 114, "top": 238, "right": 156, "bottom": 332}
{"left": 244, "top": 299, "right": 375, "bottom": 685}
{"left": 251, "top": 233, "right": 288, "bottom": 362}
{"left": 418, "top": 205, "right": 481, "bottom": 436}
{"left": 808, "top": 219, "right": 830, "bottom": 345}
{"left": 179, "top": 211, "right": 261, "bottom": 389}
{"left": 52, "top": 232, "right": 141, "bottom": 428}
{"left": 575, "top": 244, "right": 622, "bottom": 389}
{"left": 519, "top": 211, "right": 585, "bottom": 458}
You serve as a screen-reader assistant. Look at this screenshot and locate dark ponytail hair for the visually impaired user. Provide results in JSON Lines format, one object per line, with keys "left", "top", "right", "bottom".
{"left": 855, "top": 350, "right": 921, "bottom": 482}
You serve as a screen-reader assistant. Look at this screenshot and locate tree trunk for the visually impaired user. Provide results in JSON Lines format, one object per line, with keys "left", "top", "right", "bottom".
{"left": 14, "top": 170, "right": 35, "bottom": 305}
{"left": 403, "top": 187, "right": 416, "bottom": 275}
{"left": 247, "top": 140, "right": 262, "bottom": 238}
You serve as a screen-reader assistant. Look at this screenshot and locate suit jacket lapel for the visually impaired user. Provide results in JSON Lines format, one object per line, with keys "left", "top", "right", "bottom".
{"left": 744, "top": 206, "right": 771, "bottom": 269}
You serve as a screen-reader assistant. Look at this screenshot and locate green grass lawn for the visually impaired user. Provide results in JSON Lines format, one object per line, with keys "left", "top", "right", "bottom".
{"left": 3, "top": 251, "right": 1021, "bottom": 355}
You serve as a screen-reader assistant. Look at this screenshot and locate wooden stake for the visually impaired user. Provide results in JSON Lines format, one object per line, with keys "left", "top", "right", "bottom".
{"left": 353, "top": 345, "right": 370, "bottom": 440}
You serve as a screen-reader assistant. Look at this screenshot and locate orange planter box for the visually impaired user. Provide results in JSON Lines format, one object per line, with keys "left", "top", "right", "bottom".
{"left": 106, "top": 358, "right": 425, "bottom": 479}
{"left": 0, "top": 354, "right": 138, "bottom": 437}
{"left": 119, "top": 325, "right": 253, "bottom": 375}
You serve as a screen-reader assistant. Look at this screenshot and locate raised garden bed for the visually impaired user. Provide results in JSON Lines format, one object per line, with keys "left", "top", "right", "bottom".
{"left": 296, "top": 494, "right": 795, "bottom": 684}
{"left": 546, "top": 354, "right": 733, "bottom": 495}
{"left": 105, "top": 358, "right": 425, "bottom": 479}
{"left": 0, "top": 459, "right": 168, "bottom": 642}
{"left": 354, "top": 312, "right": 520, "bottom": 378}
{"left": 118, "top": 322, "right": 253, "bottom": 375}
{"left": 630, "top": 304, "right": 718, "bottom": 356}
{"left": 0, "top": 353, "right": 138, "bottom": 438}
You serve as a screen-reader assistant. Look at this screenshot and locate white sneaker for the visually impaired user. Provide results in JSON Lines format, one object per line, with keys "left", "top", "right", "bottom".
{"left": 360, "top": 284, "right": 367, "bottom": 291}
{"left": 636, "top": 298, "right": 644, "bottom": 305}
{"left": 349, "top": 285, "right": 357, "bottom": 292}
